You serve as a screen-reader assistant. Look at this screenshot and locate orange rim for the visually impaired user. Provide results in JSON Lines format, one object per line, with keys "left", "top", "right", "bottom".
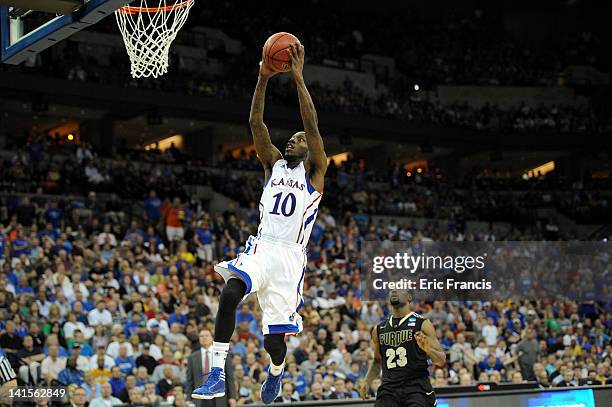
{"left": 117, "top": 0, "right": 193, "bottom": 14}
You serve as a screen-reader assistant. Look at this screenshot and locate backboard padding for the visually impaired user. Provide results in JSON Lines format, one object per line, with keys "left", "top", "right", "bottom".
{"left": 1, "top": 0, "right": 132, "bottom": 64}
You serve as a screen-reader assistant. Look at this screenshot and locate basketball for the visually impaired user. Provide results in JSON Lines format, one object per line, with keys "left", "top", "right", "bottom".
{"left": 263, "top": 32, "right": 300, "bottom": 72}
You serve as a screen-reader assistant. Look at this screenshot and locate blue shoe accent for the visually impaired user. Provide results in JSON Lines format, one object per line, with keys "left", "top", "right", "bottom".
{"left": 191, "top": 367, "right": 226, "bottom": 400}
{"left": 260, "top": 367, "right": 283, "bottom": 404}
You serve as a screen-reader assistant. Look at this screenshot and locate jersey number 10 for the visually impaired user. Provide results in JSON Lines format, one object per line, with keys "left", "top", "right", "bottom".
{"left": 269, "top": 192, "right": 297, "bottom": 217}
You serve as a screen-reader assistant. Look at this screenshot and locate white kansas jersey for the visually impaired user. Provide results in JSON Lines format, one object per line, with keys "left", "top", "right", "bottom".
{"left": 258, "top": 159, "right": 322, "bottom": 247}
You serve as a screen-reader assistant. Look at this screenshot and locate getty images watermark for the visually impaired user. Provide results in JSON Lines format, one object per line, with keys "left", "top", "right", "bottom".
{"left": 372, "top": 252, "right": 491, "bottom": 291}
{"left": 361, "top": 241, "right": 611, "bottom": 302}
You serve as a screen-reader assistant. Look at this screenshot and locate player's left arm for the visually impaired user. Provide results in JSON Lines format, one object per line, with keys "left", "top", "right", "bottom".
{"left": 288, "top": 44, "right": 327, "bottom": 193}
{"left": 358, "top": 326, "right": 382, "bottom": 399}
{"left": 415, "top": 319, "right": 447, "bottom": 367}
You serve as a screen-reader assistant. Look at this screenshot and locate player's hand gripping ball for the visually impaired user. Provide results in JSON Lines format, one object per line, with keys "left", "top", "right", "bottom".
{"left": 262, "top": 32, "right": 301, "bottom": 72}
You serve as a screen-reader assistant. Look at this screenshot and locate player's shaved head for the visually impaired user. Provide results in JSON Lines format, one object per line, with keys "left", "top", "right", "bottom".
{"left": 285, "top": 131, "right": 309, "bottom": 162}
{"left": 389, "top": 289, "right": 412, "bottom": 309}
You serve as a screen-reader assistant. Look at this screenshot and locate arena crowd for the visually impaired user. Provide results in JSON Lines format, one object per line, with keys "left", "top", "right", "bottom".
{"left": 0, "top": 140, "right": 611, "bottom": 406}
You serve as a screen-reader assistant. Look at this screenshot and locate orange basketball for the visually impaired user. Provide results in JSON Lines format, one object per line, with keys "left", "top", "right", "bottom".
{"left": 263, "top": 32, "right": 300, "bottom": 72}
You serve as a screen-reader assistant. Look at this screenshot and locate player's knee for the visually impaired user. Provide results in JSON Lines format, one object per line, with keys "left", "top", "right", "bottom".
{"left": 219, "top": 278, "right": 247, "bottom": 311}
{"left": 264, "top": 334, "right": 287, "bottom": 363}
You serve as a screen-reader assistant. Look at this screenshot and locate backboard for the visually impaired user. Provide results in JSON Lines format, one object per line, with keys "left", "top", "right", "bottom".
{"left": 1, "top": 0, "right": 131, "bottom": 64}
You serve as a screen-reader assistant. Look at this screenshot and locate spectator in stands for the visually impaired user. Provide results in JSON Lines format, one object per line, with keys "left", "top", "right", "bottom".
{"left": 274, "top": 382, "right": 298, "bottom": 403}
{"left": 76, "top": 143, "right": 94, "bottom": 164}
{"left": 151, "top": 349, "right": 184, "bottom": 383}
{"left": 306, "top": 381, "right": 325, "bottom": 401}
{"left": 329, "top": 377, "right": 353, "bottom": 399}
{"left": 195, "top": 220, "right": 214, "bottom": 263}
{"left": 478, "top": 355, "right": 504, "bottom": 374}
{"left": 135, "top": 366, "right": 150, "bottom": 388}
{"left": 89, "top": 345, "right": 114, "bottom": 371}
{"left": 0, "top": 321, "right": 22, "bottom": 354}
{"left": 556, "top": 367, "right": 579, "bottom": 387}
{"left": 16, "top": 197, "right": 35, "bottom": 228}
{"left": 40, "top": 345, "right": 66, "bottom": 384}
{"left": 43, "top": 200, "right": 63, "bottom": 229}
{"left": 68, "top": 386, "right": 88, "bottom": 407}
{"left": 489, "top": 370, "right": 502, "bottom": 384}
{"left": 125, "top": 387, "right": 146, "bottom": 405}
{"left": 31, "top": 396, "right": 50, "bottom": 407}
{"left": 511, "top": 371, "right": 524, "bottom": 384}
{"left": 87, "top": 301, "right": 112, "bottom": 328}
{"left": 114, "top": 345, "right": 135, "bottom": 375}
{"left": 16, "top": 335, "right": 44, "bottom": 385}
{"left": 69, "top": 343, "right": 90, "bottom": 372}
{"left": 449, "top": 333, "right": 474, "bottom": 369}
{"left": 516, "top": 328, "right": 539, "bottom": 381}
{"left": 474, "top": 340, "right": 490, "bottom": 362}
{"left": 108, "top": 366, "right": 125, "bottom": 398}
{"left": 58, "top": 356, "right": 84, "bottom": 386}
{"left": 117, "top": 374, "right": 137, "bottom": 402}
{"left": 143, "top": 382, "right": 160, "bottom": 405}
{"left": 157, "top": 366, "right": 176, "bottom": 398}
{"left": 107, "top": 332, "right": 133, "bottom": 359}
{"left": 89, "top": 382, "right": 122, "bottom": 407}
{"left": 90, "top": 356, "right": 112, "bottom": 384}
{"left": 135, "top": 343, "right": 157, "bottom": 374}
{"left": 481, "top": 317, "right": 498, "bottom": 347}
{"left": 163, "top": 197, "right": 186, "bottom": 245}
{"left": 144, "top": 190, "right": 162, "bottom": 224}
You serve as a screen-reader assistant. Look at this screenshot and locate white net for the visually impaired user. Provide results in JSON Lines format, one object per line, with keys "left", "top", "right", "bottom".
{"left": 115, "top": 0, "right": 194, "bottom": 79}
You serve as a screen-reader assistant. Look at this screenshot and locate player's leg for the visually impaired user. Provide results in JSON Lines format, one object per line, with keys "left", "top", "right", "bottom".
{"left": 192, "top": 238, "right": 265, "bottom": 399}
{"left": 213, "top": 277, "right": 248, "bottom": 360}
{"left": 260, "top": 333, "right": 287, "bottom": 404}
{"left": 404, "top": 378, "right": 436, "bottom": 407}
{"left": 263, "top": 333, "right": 287, "bottom": 371}
{"left": 375, "top": 395, "right": 402, "bottom": 407}
{"left": 191, "top": 277, "right": 247, "bottom": 399}
{"left": 404, "top": 391, "right": 436, "bottom": 407}
{"left": 259, "top": 245, "right": 305, "bottom": 404}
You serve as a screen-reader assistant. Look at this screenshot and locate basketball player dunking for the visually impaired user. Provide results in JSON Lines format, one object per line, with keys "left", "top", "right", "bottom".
{"left": 192, "top": 43, "right": 327, "bottom": 404}
{"left": 359, "top": 290, "right": 446, "bottom": 407}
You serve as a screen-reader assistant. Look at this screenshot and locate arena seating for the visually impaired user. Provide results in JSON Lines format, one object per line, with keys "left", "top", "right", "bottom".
{"left": 1, "top": 140, "right": 611, "bottom": 405}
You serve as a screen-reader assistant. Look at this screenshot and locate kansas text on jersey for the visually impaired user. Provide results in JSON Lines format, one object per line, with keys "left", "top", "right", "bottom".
{"left": 259, "top": 159, "right": 322, "bottom": 246}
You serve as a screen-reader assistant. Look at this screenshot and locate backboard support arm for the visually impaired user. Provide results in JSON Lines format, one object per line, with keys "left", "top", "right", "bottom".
{"left": 1, "top": 0, "right": 132, "bottom": 65}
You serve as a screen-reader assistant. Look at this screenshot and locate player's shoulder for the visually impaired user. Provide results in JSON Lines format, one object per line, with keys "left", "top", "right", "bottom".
{"left": 411, "top": 312, "right": 430, "bottom": 326}
{"left": 403, "top": 312, "right": 427, "bottom": 328}
{"left": 265, "top": 158, "right": 285, "bottom": 178}
{"left": 376, "top": 315, "right": 391, "bottom": 329}
{"left": 274, "top": 158, "right": 286, "bottom": 166}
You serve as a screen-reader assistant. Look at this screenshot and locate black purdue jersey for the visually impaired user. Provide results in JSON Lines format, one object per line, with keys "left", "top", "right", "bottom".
{"left": 377, "top": 312, "right": 430, "bottom": 385}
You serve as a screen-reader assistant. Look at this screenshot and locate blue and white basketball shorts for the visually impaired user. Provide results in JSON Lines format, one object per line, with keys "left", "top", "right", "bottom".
{"left": 214, "top": 235, "right": 306, "bottom": 335}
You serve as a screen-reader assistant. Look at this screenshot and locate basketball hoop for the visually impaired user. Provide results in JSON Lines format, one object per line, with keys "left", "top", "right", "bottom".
{"left": 115, "top": 0, "right": 194, "bottom": 78}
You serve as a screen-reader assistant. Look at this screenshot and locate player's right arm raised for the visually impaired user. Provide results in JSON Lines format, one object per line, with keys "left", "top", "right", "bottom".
{"left": 249, "top": 51, "right": 282, "bottom": 181}
{"left": 359, "top": 327, "right": 382, "bottom": 399}
{"left": 288, "top": 44, "right": 328, "bottom": 193}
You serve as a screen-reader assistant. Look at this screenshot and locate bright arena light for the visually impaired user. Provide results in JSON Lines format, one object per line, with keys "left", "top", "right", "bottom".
{"left": 414, "top": 84, "right": 420, "bottom": 91}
